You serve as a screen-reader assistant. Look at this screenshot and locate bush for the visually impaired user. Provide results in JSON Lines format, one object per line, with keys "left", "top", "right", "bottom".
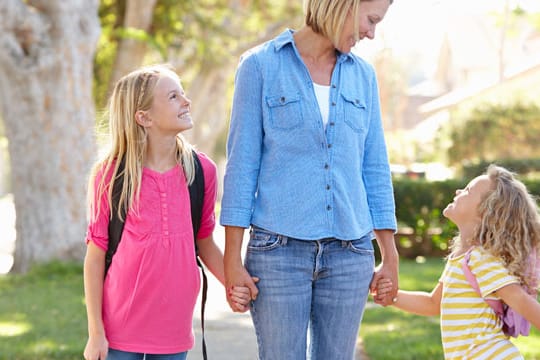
{"left": 392, "top": 177, "right": 540, "bottom": 258}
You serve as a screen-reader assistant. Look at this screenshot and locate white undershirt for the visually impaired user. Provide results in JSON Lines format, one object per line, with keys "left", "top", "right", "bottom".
{"left": 313, "top": 82, "right": 330, "bottom": 128}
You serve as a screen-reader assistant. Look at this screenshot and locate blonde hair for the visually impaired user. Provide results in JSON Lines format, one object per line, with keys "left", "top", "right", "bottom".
{"left": 88, "top": 64, "right": 195, "bottom": 222}
{"left": 453, "top": 165, "right": 540, "bottom": 291}
{"left": 303, "top": 0, "right": 393, "bottom": 46}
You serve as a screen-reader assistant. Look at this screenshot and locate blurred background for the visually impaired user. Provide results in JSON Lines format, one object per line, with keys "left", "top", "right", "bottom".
{"left": 1, "top": 0, "right": 540, "bottom": 280}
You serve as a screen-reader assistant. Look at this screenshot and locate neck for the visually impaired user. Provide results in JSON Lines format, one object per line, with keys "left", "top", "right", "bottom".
{"left": 144, "top": 135, "right": 178, "bottom": 173}
{"left": 294, "top": 26, "right": 336, "bottom": 62}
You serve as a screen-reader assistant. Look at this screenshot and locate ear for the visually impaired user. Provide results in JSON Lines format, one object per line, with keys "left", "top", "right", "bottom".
{"left": 135, "top": 110, "right": 151, "bottom": 128}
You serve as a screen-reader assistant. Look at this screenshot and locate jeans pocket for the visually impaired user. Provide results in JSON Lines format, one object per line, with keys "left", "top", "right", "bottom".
{"left": 247, "top": 230, "right": 283, "bottom": 251}
{"left": 346, "top": 239, "right": 374, "bottom": 255}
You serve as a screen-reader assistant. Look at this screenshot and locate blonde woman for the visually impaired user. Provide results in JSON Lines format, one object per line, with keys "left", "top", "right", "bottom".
{"left": 220, "top": 0, "right": 398, "bottom": 358}
{"left": 83, "top": 64, "right": 250, "bottom": 360}
{"left": 379, "top": 165, "right": 540, "bottom": 359}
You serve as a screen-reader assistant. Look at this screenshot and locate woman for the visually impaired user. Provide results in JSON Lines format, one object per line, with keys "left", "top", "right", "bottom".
{"left": 220, "top": 1, "right": 398, "bottom": 359}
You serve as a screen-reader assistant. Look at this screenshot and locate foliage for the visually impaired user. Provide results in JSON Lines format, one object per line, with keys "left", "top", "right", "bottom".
{"left": 447, "top": 102, "right": 540, "bottom": 165}
{"left": 362, "top": 257, "right": 540, "bottom": 360}
{"left": 461, "top": 158, "right": 540, "bottom": 179}
{"left": 94, "top": 0, "right": 303, "bottom": 109}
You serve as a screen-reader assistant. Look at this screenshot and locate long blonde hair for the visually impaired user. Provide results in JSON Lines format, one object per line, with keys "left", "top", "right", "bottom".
{"left": 88, "top": 64, "right": 195, "bottom": 222}
{"left": 472, "top": 165, "right": 540, "bottom": 291}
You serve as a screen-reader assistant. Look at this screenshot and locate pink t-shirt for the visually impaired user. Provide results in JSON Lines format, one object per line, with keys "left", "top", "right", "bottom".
{"left": 86, "top": 152, "right": 217, "bottom": 354}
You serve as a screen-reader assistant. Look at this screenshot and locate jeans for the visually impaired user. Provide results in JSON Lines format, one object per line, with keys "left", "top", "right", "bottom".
{"left": 245, "top": 227, "right": 375, "bottom": 360}
{"left": 107, "top": 349, "right": 187, "bottom": 360}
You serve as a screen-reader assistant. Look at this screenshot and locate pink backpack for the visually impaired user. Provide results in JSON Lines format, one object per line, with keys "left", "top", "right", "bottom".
{"left": 461, "top": 249, "right": 535, "bottom": 338}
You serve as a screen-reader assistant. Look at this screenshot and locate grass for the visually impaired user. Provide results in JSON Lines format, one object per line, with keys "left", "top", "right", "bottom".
{"left": 0, "top": 258, "right": 539, "bottom": 359}
{"left": 361, "top": 257, "right": 540, "bottom": 360}
{"left": 0, "top": 262, "right": 87, "bottom": 360}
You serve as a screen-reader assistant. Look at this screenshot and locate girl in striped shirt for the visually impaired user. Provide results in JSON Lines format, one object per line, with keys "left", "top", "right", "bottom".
{"left": 377, "top": 165, "right": 540, "bottom": 359}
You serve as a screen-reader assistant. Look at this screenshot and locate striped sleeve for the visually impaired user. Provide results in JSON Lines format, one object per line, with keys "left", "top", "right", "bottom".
{"left": 469, "top": 247, "right": 520, "bottom": 298}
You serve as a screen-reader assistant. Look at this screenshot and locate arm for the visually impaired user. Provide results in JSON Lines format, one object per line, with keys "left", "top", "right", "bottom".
{"left": 83, "top": 241, "right": 108, "bottom": 360}
{"left": 392, "top": 282, "right": 443, "bottom": 316}
{"left": 496, "top": 284, "right": 540, "bottom": 330}
{"left": 371, "top": 229, "right": 399, "bottom": 306}
{"left": 224, "top": 226, "right": 259, "bottom": 309}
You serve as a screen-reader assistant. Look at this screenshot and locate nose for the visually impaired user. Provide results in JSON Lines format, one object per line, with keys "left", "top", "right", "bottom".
{"left": 181, "top": 94, "right": 191, "bottom": 107}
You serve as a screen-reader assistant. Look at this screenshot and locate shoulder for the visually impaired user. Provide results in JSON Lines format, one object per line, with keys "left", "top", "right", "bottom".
{"left": 344, "top": 52, "right": 376, "bottom": 78}
{"left": 238, "top": 29, "right": 293, "bottom": 67}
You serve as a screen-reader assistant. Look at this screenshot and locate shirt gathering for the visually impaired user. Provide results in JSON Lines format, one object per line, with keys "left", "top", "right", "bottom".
{"left": 86, "top": 152, "right": 217, "bottom": 354}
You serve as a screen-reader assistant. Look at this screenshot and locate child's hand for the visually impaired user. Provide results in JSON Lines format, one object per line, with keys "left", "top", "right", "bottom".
{"left": 371, "top": 277, "right": 393, "bottom": 305}
{"left": 228, "top": 277, "right": 259, "bottom": 313}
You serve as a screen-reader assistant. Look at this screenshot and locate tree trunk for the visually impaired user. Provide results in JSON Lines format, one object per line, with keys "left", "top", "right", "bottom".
{"left": 107, "top": 0, "right": 158, "bottom": 97}
{"left": 0, "top": 0, "right": 100, "bottom": 272}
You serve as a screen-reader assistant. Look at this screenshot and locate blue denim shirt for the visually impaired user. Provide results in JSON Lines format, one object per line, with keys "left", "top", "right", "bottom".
{"left": 220, "top": 29, "right": 396, "bottom": 240}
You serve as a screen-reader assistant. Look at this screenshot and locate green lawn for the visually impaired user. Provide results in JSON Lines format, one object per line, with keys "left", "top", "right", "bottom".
{"left": 0, "top": 259, "right": 539, "bottom": 359}
{"left": 361, "top": 257, "right": 540, "bottom": 360}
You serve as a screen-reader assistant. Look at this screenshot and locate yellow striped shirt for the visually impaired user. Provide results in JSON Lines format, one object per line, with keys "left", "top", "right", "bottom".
{"left": 440, "top": 247, "right": 522, "bottom": 359}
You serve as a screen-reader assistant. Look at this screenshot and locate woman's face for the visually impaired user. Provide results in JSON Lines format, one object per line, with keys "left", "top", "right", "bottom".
{"left": 337, "top": 0, "right": 390, "bottom": 53}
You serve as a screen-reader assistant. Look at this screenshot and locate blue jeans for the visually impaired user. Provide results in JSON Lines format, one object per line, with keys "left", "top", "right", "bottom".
{"left": 245, "top": 227, "right": 375, "bottom": 360}
{"left": 107, "top": 349, "right": 187, "bottom": 360}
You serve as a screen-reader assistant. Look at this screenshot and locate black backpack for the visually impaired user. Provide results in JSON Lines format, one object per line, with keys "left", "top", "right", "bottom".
{"left": 105, "top": 150, "right": 209, "bottom": 359}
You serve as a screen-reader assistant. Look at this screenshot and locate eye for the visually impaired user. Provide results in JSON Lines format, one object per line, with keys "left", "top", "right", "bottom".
{"left": 169, "top": 93, "right": 177, "bottom": 100}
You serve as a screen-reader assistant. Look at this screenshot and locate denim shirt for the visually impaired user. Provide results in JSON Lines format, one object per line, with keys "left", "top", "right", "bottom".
{"left": 220, "top": 29, "right": 396, "bottom": 241}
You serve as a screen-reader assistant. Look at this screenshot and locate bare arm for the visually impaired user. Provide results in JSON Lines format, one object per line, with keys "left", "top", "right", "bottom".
{"left": 371, "top": 229, "right": 399, "bottom": 306}
{"left": 496, "top": 284, "right": 540, "bottom": 330}
{"left": 392, "top": 282, "right": 443, "bottom": 316}
{"left": 83, "top": 242, "right": 108, "bottom": 360}
{"left": 224, "top": 226, "right": 259, "bottom": 311}
{"left": 197, "top": 233, "right": 253, "bottom": 312}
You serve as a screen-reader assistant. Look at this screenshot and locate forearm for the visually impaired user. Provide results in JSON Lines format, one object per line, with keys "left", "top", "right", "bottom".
{"left": 392, "top": 289, "right": 441, "bottom": 316}
{"left": 224, "top": 226, "right": 245, "bottom": 267}
{"left": 196, "top": 235, "right": 225, "bottom": 285}
{"left": 83, "top": 243, "right": 106, "bottom": 337}
{"left": 374, "top": 229, "right": 399, "bottom": 264}
{"left": 498, "top": 284, "right": 540, "bottom": 330}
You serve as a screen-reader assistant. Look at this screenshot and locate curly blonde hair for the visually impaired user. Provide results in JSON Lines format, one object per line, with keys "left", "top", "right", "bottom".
{"left": 474, "top": 165, "right": 540, "bottom": 292}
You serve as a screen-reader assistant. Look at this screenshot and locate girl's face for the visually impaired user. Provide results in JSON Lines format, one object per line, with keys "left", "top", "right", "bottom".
{"left": 443, "top": 175, "right": 493, "bottom": 226}
{"left": 337, "top": 0, "right": 390, "bottom": 53}
{"left": 146, "top": 73, "right": 193, "bottom": 135}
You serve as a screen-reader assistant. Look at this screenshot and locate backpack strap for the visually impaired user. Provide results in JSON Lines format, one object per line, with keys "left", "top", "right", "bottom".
{"left": 190, "top": 151, "right": 209, "bottom": 360}
{"left": 105, "top": 156, "right": 127, "bottom": 276}
{"left": 461, "top": 249, "right": 504, "bottom": 315}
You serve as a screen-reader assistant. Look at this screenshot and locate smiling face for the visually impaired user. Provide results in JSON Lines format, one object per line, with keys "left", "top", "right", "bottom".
{"left": 145, "top": 72, "right": 193, "bottom": 135}
{"left": 337, "top": 0, "right": 390, "bottom": 53}
{"left": 443, "top": 175, "right": 494, "bottom": 227}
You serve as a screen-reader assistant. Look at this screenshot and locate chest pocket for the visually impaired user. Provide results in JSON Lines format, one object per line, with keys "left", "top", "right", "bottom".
{"left": 265, "top": 92, "right": 303, "bottom": 130}
{"left": 341, "top": 93, "right": 367, "bottom": 133}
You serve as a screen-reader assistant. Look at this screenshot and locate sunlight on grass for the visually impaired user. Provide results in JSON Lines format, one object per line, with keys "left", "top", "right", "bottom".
{"left": 0, "top": 321, "right": 31, "bottom": 336}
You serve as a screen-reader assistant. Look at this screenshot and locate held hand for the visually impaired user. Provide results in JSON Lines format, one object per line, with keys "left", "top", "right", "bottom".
{"left": 371, "top": 262, "right": 399, "bottom": 306}
{"left": 224, "top": 262, "right": 259, "bottom": 313}
{"left": 83, "top": 335, "right": 108, "bottom": 360}
{"left": 229, "top": 277, "right": 260, "bottom": 313}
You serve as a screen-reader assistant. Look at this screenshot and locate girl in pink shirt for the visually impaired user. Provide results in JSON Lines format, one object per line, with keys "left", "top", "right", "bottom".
{"left": 83, "top": 64, "right": 251, "bottom": 360}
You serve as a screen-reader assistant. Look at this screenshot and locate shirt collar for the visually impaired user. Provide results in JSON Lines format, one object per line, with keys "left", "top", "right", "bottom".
{"left": 273, "top": 28, "right": 355, "bottom": 63}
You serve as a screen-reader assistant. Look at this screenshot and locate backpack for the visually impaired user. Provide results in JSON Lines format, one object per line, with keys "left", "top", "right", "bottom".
{"left": 105, "top": 150, "right": 209, "bottom": 359}
{"left": 461, "top": 249, "right": 531, "bottom": 338}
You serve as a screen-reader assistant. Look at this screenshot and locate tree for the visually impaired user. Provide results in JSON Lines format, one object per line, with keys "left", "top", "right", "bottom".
{"left": 0, "top": 1, "right": 100, "bottom": 272}
{"left": 95, "top": 0, "right": 303, "bottom": 155}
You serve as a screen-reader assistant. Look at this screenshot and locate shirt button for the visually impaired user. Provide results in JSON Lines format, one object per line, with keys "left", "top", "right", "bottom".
{"left": 164, "top": 231, "right": 169, "bottom": 236}
{"left": 324, "top": 163, "right": 329, "bottom": 169}
{"left": 280, "top": 96, "right": 285, "bottom": 103}
{"left": 329, "top": 122, "right": 335, "bottom": 126}
{"left": 161, "top": 193, "right": 166, "bottom": 197}
{"left": 331, "top": 102, "right": 336, "bottom": 106}
{"left": 326, "top": 185, "right": 331, "bottom": 190}
{"left": 327, "top": 144, "right": 332, "bottom": 148}
{"left": 332, "top": 84, "right": 336, "bottom": 88}
{"left": 327, "top": 205, "right": 332, "bottom": 210}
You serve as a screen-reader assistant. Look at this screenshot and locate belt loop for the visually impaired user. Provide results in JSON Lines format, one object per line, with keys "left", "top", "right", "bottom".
{"left": 278, "top": 234, "right": 288, "bottom": 246}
